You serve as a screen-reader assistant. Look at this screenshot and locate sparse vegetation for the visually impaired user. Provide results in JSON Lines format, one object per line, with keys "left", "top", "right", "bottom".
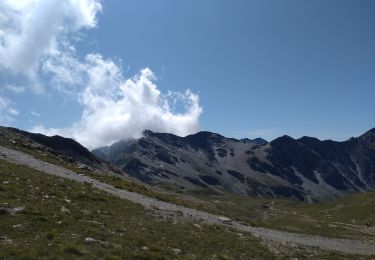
{"left": 261, "top": 191, "right": 375, "bottom": 239}
{"left": 79, "top": 168, "right": 375, "bottom": 241}
{"left": 185, "top": 191, "right": 375, "bottom": 240}
{"left": 0, "top": 159, "right": 276, "bottom": 259}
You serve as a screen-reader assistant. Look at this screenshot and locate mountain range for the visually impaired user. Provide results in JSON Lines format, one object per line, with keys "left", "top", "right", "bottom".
{"left": 93, "top": 128, "right": 375, "bottom": 202}
{"left": 2, "top": 125, "right": 375, "bottom": 202}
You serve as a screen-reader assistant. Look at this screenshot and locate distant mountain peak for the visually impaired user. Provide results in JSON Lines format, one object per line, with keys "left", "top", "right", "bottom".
{"left": 252, "top": 137, "right": 268, "bottom": 145}
{"left": 92, "top": 126, "right": 375, "bottom": 202}
{"left": 142, "top": 129, "right": 181, "bottom": 138}
{"left": 186, "top": 131, "right": 224, "bottom": 139}
{"left": 271, "top": 135, "right": 296, "bottom": 146}
{"left": 299, "top": 136, "right": 321, "bottom": 142}
{"left": 241, "top": 137, "right": 268, "bottom": 145}
{"left": 142, "top": 129, "right": 154, "bottom": 136}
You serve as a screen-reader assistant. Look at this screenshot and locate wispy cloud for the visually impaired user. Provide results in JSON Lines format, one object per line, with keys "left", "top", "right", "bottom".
{"left": 8, "top": 108, "right": 19, "bottom": 116}
{"left": 0, "top": 96, "right": 18, "bottom": 124}
{"left": 30, "top": 111, "right": 41, "bottom": 117}
{"left": 5, "top": 84, "right": 25, "bottom": 94}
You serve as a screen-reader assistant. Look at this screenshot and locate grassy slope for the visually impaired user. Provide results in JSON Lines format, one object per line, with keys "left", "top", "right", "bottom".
{"left": 0, "top": 159, "right": 275, "bottom": 259}
{"left": 78, "top": 172, "right": 375, "bottom": 240}
{"left": 1, "top": 159, "right": 366, "bottom": 259}
{"left": 183, "top": 190, "right": 375, "bottom": 240}
{"left": 262, "top": 191, "right": 375, "bottom": 239}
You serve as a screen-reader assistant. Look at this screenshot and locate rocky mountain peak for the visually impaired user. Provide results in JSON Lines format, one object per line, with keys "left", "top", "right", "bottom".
{"left": 270, "top": 135, "right": 297, "bottom": 147}
{"left": 93, "top": 127, "right": 375, "bottom": 202}
{"left": 251, "top": 137, "right": 268, "bottom": 145}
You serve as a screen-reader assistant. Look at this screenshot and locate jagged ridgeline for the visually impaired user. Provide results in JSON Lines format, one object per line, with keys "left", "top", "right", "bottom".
{"left": 2, "top": 125, "right": 375, "bottom": 202}
{"left": 93, "top": 128, "right": 375, "bottom": 202}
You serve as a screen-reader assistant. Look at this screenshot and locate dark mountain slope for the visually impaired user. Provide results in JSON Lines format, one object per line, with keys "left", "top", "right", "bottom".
{"left": 0, "top": 127, "right": 115, "bottom": 173}
{"left": 93, "top": 128, "right": 375, "bottom": 202}
{"left": 19, "top": 130, "right": 100, "bottom": 165}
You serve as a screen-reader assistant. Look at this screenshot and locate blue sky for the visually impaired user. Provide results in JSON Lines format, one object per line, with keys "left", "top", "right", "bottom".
{"left": 0, "top": 0, "right": 374, "bottom": 148}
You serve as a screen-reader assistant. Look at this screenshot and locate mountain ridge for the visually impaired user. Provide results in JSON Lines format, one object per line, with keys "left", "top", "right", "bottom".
{"left": 0, "top": 126, "right": 119, "bottom": 175}
{"left": 93, "top": 128, "right": 375, "bottom": 202}
{"left": 3, "top": 124, "right": 375, "bottom": 202}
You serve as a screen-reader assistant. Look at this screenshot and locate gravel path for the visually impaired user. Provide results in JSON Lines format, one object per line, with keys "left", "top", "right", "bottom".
{"left": 1, "top": 145, "right": 374, "bottom": 256}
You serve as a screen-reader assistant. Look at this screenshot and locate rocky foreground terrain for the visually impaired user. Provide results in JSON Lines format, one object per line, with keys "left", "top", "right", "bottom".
{"left": 93, "top": 128, "right": 375, "bottom": 202}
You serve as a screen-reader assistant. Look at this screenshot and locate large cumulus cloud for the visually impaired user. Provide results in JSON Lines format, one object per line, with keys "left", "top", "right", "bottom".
{"left": 0, "top": 0, "right": 202, "bottom": 148}
{"left": 33, "top": 54, "right": 202, "bottom": 149}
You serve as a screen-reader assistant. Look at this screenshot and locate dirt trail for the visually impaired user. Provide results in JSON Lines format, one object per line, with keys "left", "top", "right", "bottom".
{"left": 1, "top": 145, "right": 375, "bottom": 256}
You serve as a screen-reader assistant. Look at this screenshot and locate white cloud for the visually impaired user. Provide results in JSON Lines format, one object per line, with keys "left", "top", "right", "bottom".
{"left": 0, "top": 0, "right": 102, "bottom": 92}
{"left": 0, "top": 96, "right": 18, "bottom": 124}
{"left": 8, "top": 108, "right": 19, "bottom": 116}
{"left": 0, "top": 97, "right": 8, "bottom": 110}
{"left": 33, "top": 55, "right": 202, "bottom": 149}
{"left": 30, "top": 110, "right": 41, "bottom": 117}
{"left": 41, "top": 48, "right": 87, "bottom": 96}
{"left": 1, "top": 0, "right": 203, "bottom": 148}
{"left": 5, "top": 84, "right": 25, "bottom": 94}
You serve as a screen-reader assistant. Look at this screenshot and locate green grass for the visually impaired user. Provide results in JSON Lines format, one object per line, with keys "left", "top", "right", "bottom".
{"left": 185, "top": 191, "right": 375, "bottom": 240}
{"left": 83, "top": 171, "right": 222, "bottom": 212}
{"left": 0, "top": 159, "right": 366, "bottom": 259}
{"left": 260, "top": 191, "right": 375, "bottom": 239}
{"left": 294, "top": 192, "right": 375, "bottom": 226}
{"left": 0, "top": 159, "right": 278, "bottom": 259}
